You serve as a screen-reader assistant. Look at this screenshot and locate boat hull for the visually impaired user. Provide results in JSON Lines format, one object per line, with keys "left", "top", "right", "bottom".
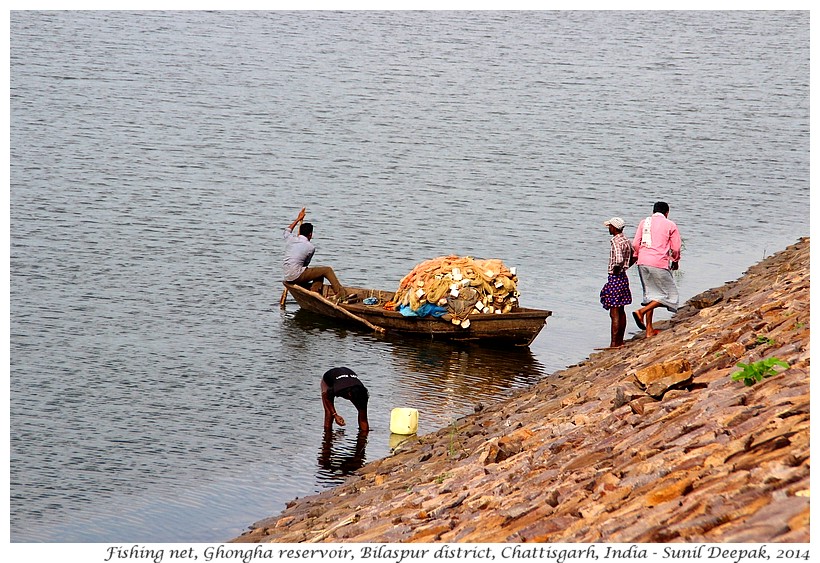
{"left": 284, "top": 283, "right": 551, "bottom": 347}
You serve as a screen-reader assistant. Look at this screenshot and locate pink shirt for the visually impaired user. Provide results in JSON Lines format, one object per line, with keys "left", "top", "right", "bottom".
{"left": 632, "top": 212, "right": 681, "bottom": 269}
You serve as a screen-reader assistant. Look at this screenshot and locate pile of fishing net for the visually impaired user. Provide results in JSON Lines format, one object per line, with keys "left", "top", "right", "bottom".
{"left": 387, "top": 255, "right": 521, "bottom": 328}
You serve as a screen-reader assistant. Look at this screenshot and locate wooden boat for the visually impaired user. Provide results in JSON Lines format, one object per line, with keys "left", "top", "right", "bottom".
{"left": 283, "top": 282, "right": 551, "bottom": 347}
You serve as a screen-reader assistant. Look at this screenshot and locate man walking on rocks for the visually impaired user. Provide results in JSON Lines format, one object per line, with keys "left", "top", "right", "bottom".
{"left": 600, "top": 217, "right": 633, "bottom": 347}
{"left": 631, "top": 201, "right": 682, "bottom": 337}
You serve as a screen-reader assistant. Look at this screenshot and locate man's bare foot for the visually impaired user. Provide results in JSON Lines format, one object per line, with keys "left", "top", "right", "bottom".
{"left": 632, "top": 311, "right": 646, "bottom": 330}
{"left": 646, "top": 328, "right": 662, "bottom": 337}
{"left": 594, "top": 344, "right": 625, "bottom": 350}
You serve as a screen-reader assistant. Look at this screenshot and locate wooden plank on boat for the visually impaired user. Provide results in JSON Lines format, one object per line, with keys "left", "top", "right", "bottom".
{"left": 284, "top": 283, "right": 385, "bottom": 333}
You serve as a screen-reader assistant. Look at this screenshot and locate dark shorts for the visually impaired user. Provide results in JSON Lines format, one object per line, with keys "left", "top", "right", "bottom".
{"left": 600, "top": 272, "right": 632, "bottom": 310}
{"left": 322, "top": 367, "right": 366, "bottom": 403}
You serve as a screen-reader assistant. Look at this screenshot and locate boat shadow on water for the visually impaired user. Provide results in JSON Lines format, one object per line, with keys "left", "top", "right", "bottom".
{"left": 388, "top": 338, "right": 549, "bottom": 394}
{"left": 285, "top": 307, "right": 550, "bottom": 395}
{"left": 285, "top": 307, "right": 373, "bottom": 339}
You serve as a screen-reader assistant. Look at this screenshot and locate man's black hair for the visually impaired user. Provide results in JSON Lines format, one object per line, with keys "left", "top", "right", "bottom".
{"left": 653, "top": 201, "right": 670, "bottom": 215}
{"left": 299, "top": 222, "right": 313, "bottom": 237}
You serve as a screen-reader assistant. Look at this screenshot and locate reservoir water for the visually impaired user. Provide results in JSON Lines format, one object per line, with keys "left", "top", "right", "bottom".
{"left": 9, "top": 10, "right": 810, "bottom": 542}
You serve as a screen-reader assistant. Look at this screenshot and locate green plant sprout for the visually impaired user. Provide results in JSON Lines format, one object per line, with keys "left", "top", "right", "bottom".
{"left": 434, "top": 472, "right": 452, "bottom": 484}
{"left": 447, "top": 420, "right": 463, "bottom": 458}
{"left": 731, "top": 358, "right": 790, "bottom": 386}
{"left": 755, "top": 334, "right": 776, "bottom": 346}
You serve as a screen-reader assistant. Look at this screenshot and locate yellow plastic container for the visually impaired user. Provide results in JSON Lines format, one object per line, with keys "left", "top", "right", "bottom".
{"left": 390, "top": 408, "right": 419, "bottom": 435}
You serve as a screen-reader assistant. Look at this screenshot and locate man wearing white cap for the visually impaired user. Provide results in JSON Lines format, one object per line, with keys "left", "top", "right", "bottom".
{"left": 600, "top": 217, "right": 633, "bottom": 347}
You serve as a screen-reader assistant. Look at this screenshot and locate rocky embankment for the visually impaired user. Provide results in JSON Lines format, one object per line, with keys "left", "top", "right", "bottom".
{"left": 233, "top": 238, "right": 810, "bottom": 543}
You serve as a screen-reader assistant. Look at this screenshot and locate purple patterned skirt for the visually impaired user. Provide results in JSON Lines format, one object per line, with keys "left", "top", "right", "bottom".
{"left": 600, "top": 272, "right": 632, "bottom": 310}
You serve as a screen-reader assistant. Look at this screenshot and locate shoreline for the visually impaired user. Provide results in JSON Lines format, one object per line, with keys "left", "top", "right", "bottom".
{"left": 231, "top": 238, "right": 809, "bottom": 543}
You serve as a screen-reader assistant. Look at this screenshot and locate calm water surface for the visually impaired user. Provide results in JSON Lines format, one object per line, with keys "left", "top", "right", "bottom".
{"left": 9, "top": 11, "right": 809, "bottom": 542}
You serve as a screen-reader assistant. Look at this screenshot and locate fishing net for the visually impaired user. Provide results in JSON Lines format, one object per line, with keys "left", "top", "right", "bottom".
{"left": 388, "top": 255, "right": 521, "bottom": 326}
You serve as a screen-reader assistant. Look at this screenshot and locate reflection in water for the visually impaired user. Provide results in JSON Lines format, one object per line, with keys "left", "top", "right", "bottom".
{"left": 389, "top": 432, "right": 419, "bottom": 452}
{"left": 316, "top": 429, "right": 369, "bottom": 487}
{"left": 287, "top": 308, "right": 549, "bottom": 388}
{"left": 285, "top": 305, "right": 552, "bottom": 432}
{"left": 390, "top": 339, "right": 547, "bottom": 391}
{"left": 286, "top": 308, "right": 360, "bottom": 336}
{"left": 387, "top": 340, "right": 550, "bottom": 429}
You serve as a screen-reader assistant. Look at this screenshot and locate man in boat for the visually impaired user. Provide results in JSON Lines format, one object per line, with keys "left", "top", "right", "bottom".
{"left": 321, "top": 367, "right": 369, "bottom": 433}
{"left": 600, "top": 217, "right": 633, "bottom": 348}
{"left": 283, "top": 207, "right": 347, "bottom": 301}
{"left": 631, "top": 201, "right": 682, "bottom": 337}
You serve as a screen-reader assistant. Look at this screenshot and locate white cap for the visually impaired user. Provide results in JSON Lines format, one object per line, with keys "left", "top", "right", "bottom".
{"left": 604, "top": 217, "right": 626, "bottom": 230}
